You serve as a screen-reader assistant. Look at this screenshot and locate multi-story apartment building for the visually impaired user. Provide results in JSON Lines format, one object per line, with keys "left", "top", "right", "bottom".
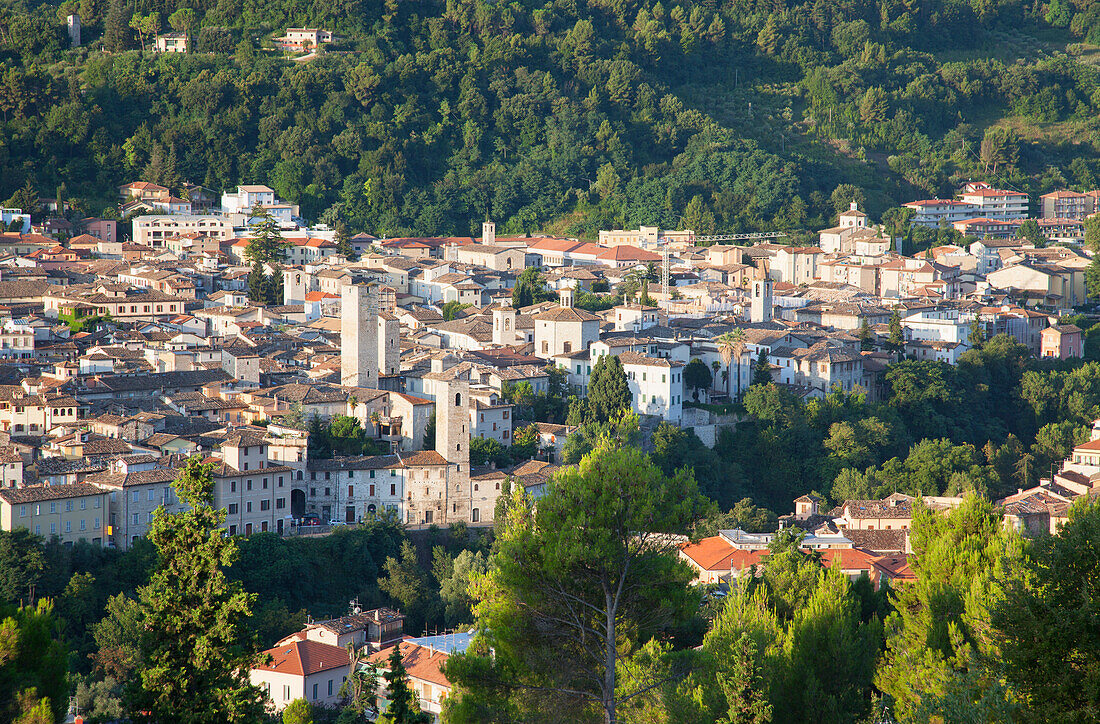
{"left": 1039, "top": 190, "right": 1098, "bottom": 220}
{"left": 131, "top": 215, "right": 233, "bottom": 247}
{"left": 958, "top": 185, "right": 1029, "bottom": 220}
{"left": 0, "top": 484, "right": 110, "bottom": 545}
{"left": 903, "top": 199, "right": 979, "bottom": 227}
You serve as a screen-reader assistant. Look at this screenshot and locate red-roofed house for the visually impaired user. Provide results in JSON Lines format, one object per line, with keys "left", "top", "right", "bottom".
{"left": 368, "top": 640, "right": 454, "bottom": 718}
{"left": 678, "top": 535, "right": 766, "bottom": 584}
{"left": 250, "top": 639, "right": 351, "bottom": 711}
{"left": 595, "top": 245, "right": 662, "bottom": 268}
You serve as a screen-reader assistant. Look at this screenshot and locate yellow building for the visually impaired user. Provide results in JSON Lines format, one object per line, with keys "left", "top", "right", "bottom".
{"left": 0, "top": 484, "right": 110, "bottom": 545}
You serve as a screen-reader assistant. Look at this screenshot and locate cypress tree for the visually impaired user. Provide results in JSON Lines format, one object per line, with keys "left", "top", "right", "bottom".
{"left": 587, "top": 354, "right": 631, "bottom": 422}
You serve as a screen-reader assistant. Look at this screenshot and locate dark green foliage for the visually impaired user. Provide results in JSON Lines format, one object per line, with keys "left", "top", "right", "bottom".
{"left": 995, "top": 497, "right": 1100, "bottom": 722}
{"left": 751, "top": 350, "right": 772, "bottom": 386}
{"left": 126, "top": 457, "right": 267, "bottom": 722}
{"left": 381, "top": 645, "right": 430, "bottom": 724}
{"left": 0, "top": 529, "right": 45, "bottom": 605}
{"left": 587, "top": 354, "right": 631, "bottom": 423}
{"left": 0, "top": 599, "right": 68, "bottom": 723}
{"left": 308, "top": 414, "right": 388, "bottom": 459}
{"left": 683, "top": 358, "right": 713, "bottom": 399}
{"left": 441, "top": 301, "right": 471, "bottom": 321}
{"left": 247, "top": 262, "right": 266, "bottom": 303}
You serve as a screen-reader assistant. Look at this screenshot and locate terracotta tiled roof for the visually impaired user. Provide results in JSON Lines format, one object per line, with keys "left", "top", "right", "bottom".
{"left": 368, "top": 641, "right": 451, "bottom": 688}
{"left": 254, "top": 639, "right": 349, "bottom": 677}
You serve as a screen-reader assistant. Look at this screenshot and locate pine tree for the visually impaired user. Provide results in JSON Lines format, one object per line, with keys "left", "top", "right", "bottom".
{"left": 381, "top": 645, "right": 429, "bottom": 724}
{"left": 4, "top": 179, "right": 38, "bottom": 215}
{"left": 751, "top": 350, "right": 772, "bottom": 386}
{"left": 511, "top": 279, "right": 533, "bottom": 308}
{"left": 887, "top": 308, "right": 904, "bottom": 353}
{"left": 247, "top": 263, "right": 266, "bottom": 303}
{"left": 967, "top": 317, "right": 986, "bottom": 349}
{"left": 265, "top": 268, "right": 283, "bottom": 305}
{"left": 245, "top": 205, "right": 287, "bottom": 265}
{"left": 334, "top": 221, "right": 354, "bottom": 259}
{"left": 103, "top": 0, "right": 131, "bottom": 52}
{"left": 857, "top": 318, "right": 873, "bottom": 351}
{"left": 126, "top": 457, "right": 267, "bottom": 722}
{"left": 587, "top": 354, "right": 631, "bottom": 422}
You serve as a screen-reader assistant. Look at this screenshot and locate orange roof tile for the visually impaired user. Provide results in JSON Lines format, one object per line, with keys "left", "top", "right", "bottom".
{"left": 254, "top": 639, "right": 349, "bottom": 676}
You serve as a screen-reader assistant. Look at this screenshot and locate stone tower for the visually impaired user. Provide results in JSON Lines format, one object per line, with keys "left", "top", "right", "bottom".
{"left": 750, "top": 278, "right": 773, "bottom": 323}
{"left": 67, "top": 13, "right": 81, "bottom": 47}
{"left": 341, "top": 284, "right": 379, "bottom": 388}
{"left": 436, "top": 377, "right": 472, "bottom": 522}
{"left": 482, "top": 220, "right": 496, "bottom": 246}
{"left": 492, "top": 302, "right": 517, "bottom": 346}
{"left": 376, "top": 313, "right": 399, "bottom": 378}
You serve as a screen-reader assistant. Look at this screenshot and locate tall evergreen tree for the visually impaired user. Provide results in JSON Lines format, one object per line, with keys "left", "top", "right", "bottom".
{"left": 887, "top": 308, "right": 904, "bottom": 353}
{"left": 103, "top": 0, "right": 131, "bottom": 52}
{"left": 247, "top": 263, "right": 266, "bottom": 304}
{"left": 126, "top": 457, "right": 267, "bottom": 723}
{"left": 381, "top": 645, "right": 429, "bottom": 724}
{"left": 751, "top": 350, "right": 772, "bottom": 386}
{"left": 334, "top": 221, "right": 355, "bottom": 259}
{"left": 994, "top": 496, "right": 1100, "bottom": 722}
{"left": 587, "top": 354, "right": 631, "bottom": 422}
{"left": 444, "top": 442, "right": 710, "bottom": 724}
{"left": 245, "top": 205, "right": 288, "bottom": 265}
{"left": 875, "top": 497, "right": 1018, "bottom": 722}
{"left": 857, "top": 318, "right": 873, "bottom": 351}
{"left": 968, "top": 317, "right": 986, "bottom": 349}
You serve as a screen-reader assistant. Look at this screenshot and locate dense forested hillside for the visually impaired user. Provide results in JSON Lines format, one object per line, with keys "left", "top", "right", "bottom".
{"left": 3, "top": 0, "right": 1100, "bottom": 236}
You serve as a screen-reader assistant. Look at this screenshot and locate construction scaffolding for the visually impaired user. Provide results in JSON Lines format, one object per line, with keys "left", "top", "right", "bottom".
{"left": 660, "top": 231, "right": 789, "bottom": 296}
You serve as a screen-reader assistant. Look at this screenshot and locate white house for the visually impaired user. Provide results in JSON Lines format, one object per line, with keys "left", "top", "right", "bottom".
{"left": 619, "top": 352, "right": 684, "bottom": 424}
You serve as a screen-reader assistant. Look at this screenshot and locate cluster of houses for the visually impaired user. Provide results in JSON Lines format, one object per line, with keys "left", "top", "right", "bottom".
{"left": 0, "top": 177, "right": 1096, "bottom": 717}
{"left": 902, "top": 181, "right": 1100, "bottom": 243}
{"left": 0, "top": 178, "right": 1088, "bottom": 548}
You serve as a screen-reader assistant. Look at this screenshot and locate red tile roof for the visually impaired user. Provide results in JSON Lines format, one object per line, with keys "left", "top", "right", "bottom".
{"left": 253, "top": 639, "right": 349, "bottom": 677}
{"left": 369, "top": 641, "right": 451, "bottom": 688}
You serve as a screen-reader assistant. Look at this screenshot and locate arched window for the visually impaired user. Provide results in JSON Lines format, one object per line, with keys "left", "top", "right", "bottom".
{"left": 474, "top": 484, "right": 479, "bottom": 491}
{"left": 455, "top": 393, "right": 462, "bottom": 406}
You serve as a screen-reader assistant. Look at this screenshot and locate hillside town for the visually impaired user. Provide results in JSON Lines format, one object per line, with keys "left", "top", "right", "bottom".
{"left": 0, "top": 176, "right": 1095, "bottom": 717}
{"left": 1, "top": 177, "right": 1099, "bottom": 722}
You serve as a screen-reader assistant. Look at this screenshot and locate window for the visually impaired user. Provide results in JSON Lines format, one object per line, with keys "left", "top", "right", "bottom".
{"left": 50, "top": 502, "right": 56, "bottom": 514}
{"left": 278, "top": 476, "right": 284, "bottom": 487}
{"left": 369, "top": 470, "right": 376, "bottom": 479}
{"left": 472, "top": 508, "right": 480, "bottom": 523}
{"left": 34, "top": 525, "right": 40, "bottom": 535}
{"left": 94, "top": 517, "right": 100, "bottom": 529}
{"left": 51, "top": 523, "right": 56, "bottom": 535}
{"left": 390, "top": 483, "right": 396, "bottom": 495}
{"left": 18, "top": 505, "right": 25, "bottom": 517}
{"left": 80, "top": 499, "right": 86, "bottom": 510}
{"left": 64, "top": 501, "right": 73, "bottom": 512}
{"left": 247, "top": 480, "right": 253, "bottom": 491}
{"left": 348, "top": 485, "right": 353, "bottom": 497}
{"left": 260, "top": 500, "right": 270, "bottom": 511}
{"left": 312, "top": 683, "right": 318, "bottom": 700}
{"left": 246, "top": 502, "right": 252, "bottom": 513}
{"left": 276, "top": 498, "right": 285, "bottom": 509}
{"left": 324, "top": 487, "right": 330, "bottom": 497}
{"left": 228, "top": 504, "right": 239, "bottom": 514}
{"left": 283, "top": 685, "right": 291, "bottom": 701}
{"left": 132, "top": 513, "right": 139, "bottom": 525}
{"left": 147, "top": 489, "right": 154, "bottom": 502}
{"left": 231, "top": 481, "right": 237, "bottom": 493}
{"left": 369, "top": 484, "right": 375, "bottom": 496}
{"left": 65, "top": 521, "right": 71, "bottom": 533}
{"left": 328, "top": 680, "right": 333, "bottom": 696}
{"left": 80, "top": 519, "right": 86, "bottom": 531}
